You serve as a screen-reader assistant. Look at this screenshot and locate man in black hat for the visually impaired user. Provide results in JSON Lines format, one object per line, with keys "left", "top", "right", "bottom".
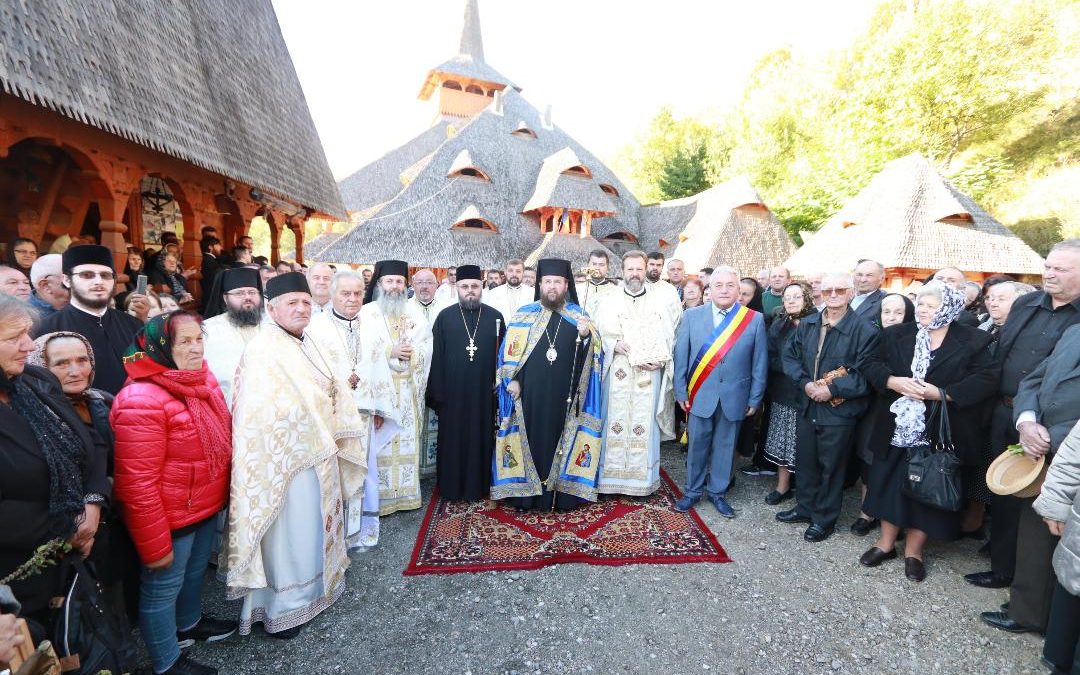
{"left": 226, "top": 271, "right": 369, "bottom": 640}
{"left": 34, "top": 245, "right": 148, "bottom": 394}
{"left": 202, "top": 267, "right": 264, "bottom": 408}
{"left": 492, "top": 258, "right": 604, "bottom": 511}
{"left": 358, "top": 260, "right": 433, "bottom": 516}
{"left": 427, "top": 265, "right": 505, "bottom": 501}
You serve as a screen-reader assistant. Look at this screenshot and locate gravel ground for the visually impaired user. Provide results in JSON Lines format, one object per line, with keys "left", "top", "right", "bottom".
{"left": 187, "top": 443, "right": 1045, "bottom": 674}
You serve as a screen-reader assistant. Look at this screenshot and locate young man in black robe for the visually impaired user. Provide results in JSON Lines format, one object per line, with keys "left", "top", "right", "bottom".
{"left": 34, "top": 245, "right": 148, "bottom": 395}
{"left": 426, "top": 265, "right": 505, "bottom": 501}
{"left": 494, "top": 258, "right": 602, "bottom": 512}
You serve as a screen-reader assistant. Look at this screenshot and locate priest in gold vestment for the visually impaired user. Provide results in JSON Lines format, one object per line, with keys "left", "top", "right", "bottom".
{"left": 224, "top": 272, "right": 370, "bottom": 639}
{"left": 595, "top": 251, "right": 676, "bottom": 496}
{"left": 357, "top": 260, "right": 433, "bottom": 515}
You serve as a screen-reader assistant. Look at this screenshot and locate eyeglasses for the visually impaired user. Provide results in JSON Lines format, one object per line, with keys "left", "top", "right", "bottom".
{"left": 225, "top": 289, "right": 262, "bottom": 298}
{"left": 74, "top": 271, "right": 115, "bottom": 281}
{"left": 820, "top": 287, "right": 851, "bottom": 296}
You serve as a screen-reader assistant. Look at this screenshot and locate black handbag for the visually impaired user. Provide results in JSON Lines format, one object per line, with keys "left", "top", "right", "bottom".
{"left": 50, "top": 556, "right": 138, "bottom": 674}
{"left": 904, "top": 388, "right": 963, "bottom": 512}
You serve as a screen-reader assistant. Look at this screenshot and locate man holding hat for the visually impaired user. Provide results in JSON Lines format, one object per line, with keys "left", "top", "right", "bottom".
{"left": 224, "top": 272, "right": 370, "bottom": 639}
{"left": 427, "top": 264, "right": 505, "bottom": 501}
{"left": 357, "top": 260, "right": 433, "bottom": 515}
{"left": 202, "top": 266, "right": 264, "bottom": 408}
{"left": 492, "top": 258, "right": 604, "bottom": 511}
{"left": 35, "top": 244, "right": 149, "bottom": 394}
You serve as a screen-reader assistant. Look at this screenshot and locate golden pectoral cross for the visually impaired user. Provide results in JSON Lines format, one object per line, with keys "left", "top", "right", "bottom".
{"left": 466, "top": 339, "right": 477, "bottom": 362}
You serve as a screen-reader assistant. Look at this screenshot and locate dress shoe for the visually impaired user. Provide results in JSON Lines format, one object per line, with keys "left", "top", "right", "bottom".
{"left": 162, "top": 653, "right": 218, "bottom": 675}
{"left": 979, "top": 611, "right": 1034, "bottom": 634}
{"left": 776, "top": 509, "right": 812, "bottom": 524}
{"left": 859, "top": 546, "right": 898, "bottom": 567}
{"left": 674, "top": 496, "right": 699, "bottom": 513}
{"left": 177, "top": 615, "right": 237, "bottom": 648}
{"left": 803, "top": 524, "right": 833, "bottom": 542}
{"left": 850, "top": 517, "right": 879, "bottom": 537}
{"left": 739, "top": 465, "right": 777, "bottom": 477}
{"left": 764, "top": 489, "right": 793, "bottom": 506}
{"left": 964, "top": 571, "right": 1012, "bottom": 589}
{"left": 904, "top": 557, "right": 926, "bottom": 582}
{"left": 267, "top": 625, "right": 303, "bottom": 640}
{"left": 1000, "top": 602, "right": 1010, "bottom": 612}
{"left": 710, "top": 495, "right": 735, "bottom": 518}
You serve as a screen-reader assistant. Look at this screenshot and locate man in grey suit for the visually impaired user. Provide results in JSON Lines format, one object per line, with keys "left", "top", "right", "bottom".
{"left": 850, "top": 259, "right": 887, "bottom": 327}
{"left": 673, "top": 266, "right": 768, "bottom": 517}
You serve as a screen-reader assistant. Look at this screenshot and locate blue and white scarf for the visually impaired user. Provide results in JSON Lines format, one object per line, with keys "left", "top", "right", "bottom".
{"left": 890, "top": 282, "right": 967, "bottom": 447}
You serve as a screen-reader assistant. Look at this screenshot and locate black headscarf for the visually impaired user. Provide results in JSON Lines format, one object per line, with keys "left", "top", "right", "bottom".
{"left": 739, "top": 277, "right": 765, "bottom": 313}
{"left": 881, "top": 293, "right": 916, "bottom": 324}
{"left": 0, "top": 367, "right": 87, "bottom": 538}
{"left": 5, "top": 237, "right": 36, "bottom": 279}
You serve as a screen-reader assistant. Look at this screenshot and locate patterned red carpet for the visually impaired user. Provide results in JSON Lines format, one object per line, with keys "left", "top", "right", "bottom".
{"left": 404, "top": 469, "right": 731, "bottom": 575}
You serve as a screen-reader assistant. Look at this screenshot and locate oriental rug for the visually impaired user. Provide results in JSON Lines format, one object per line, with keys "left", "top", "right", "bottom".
{"left": 403, "top": 469, "right": 730, "bottom": 575}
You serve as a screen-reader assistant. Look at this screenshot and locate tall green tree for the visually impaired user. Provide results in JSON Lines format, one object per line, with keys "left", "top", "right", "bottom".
{"left": 657, "top": 141, "right": 711, "bottom": 200}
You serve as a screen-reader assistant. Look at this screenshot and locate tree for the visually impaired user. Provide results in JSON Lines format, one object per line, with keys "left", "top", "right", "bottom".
{"left": 657, "top": 141, "right": 711, "bottom": 200}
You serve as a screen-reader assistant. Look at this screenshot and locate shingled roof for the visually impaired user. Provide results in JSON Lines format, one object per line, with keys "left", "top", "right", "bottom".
{"left": 417, "top": 0, "right": 518, "bottom": 99}
{"left": 318, "top": 88, "right": 640, "bottom": 268}
{"left": 0, "top": 0, "right": 345, "bottom": 219}
{"left": 662, "top": 176, "right": 797, "bottom": 275}
{"left": 784, "top": 153, "right": 1044, "bottom": 276}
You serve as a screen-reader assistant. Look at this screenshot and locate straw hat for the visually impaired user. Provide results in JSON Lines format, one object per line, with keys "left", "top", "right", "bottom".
{"left": 986, "top": 450, "right": 1048, "bottom": 498}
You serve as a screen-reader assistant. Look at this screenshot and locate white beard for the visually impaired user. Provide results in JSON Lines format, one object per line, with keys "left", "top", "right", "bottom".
{"left": 374, "top": 286, "right": 406, "bottom": 317}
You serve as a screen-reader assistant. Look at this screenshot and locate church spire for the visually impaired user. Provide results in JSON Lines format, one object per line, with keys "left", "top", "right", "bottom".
{"left": 458, "top": 0, "right": 485, "bottom": 62}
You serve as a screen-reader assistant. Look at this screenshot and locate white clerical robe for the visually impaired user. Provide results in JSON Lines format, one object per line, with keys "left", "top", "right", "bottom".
{"left": 646, "top": 279, "right": 685, "bottom": 331}
{"left": 575, "top": 279, "right": 620, "bottom": 318}
{"left": 225, "top": 323, "right": 369, "bottom": 635}
{"left": 594, "top": 288, "right": 676, "bottom": 496}
{"left": 357, "top": 301, "right": 433, "bottom": 515}
{"left": 484, "top": 284, "right": 533, "bottom": 324}
{"left": 406, "top": 297, "right": 443, "bottom": 477}
{"left": 201, "top": 314, "right": 260, "bottom": 410}
{"left": 308, "top": 312, "right": 399, "bottom": 549}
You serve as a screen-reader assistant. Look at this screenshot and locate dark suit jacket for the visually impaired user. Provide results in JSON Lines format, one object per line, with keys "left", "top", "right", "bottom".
{"left": 1013, "top": 324, "right": 1080, "bottom": 452}
{"left": 864, "top": 322, "right": 998, "bottom": 464}
{"left": 852, "top": 289, "right": 887, "bottom": 329}
{"left": 199, "top": 253, "right": 223, "bottom": 312}
{"left": 782, "top": 309, "right": 880, "bottom": 425}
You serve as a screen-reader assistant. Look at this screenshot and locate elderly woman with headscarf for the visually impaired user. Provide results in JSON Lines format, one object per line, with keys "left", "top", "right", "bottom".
{"left": 762, "top": 281, "right": 817, "bottom": 505}
{"left": 111, "top": 311, "right": 235, "bottom": 675}
{"left": 148, "top": 251, "right": 194, "bottom": 308}
{"left": 858, "top": 281, "right": 999, "bottom": 581}
{"left": 0, "top": 295, "right": 109, "bottom": 639}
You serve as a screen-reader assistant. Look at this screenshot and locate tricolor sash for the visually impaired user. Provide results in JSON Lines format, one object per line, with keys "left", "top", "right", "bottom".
{"left": 687, "top": 303, "right": 755, "bottom": 408}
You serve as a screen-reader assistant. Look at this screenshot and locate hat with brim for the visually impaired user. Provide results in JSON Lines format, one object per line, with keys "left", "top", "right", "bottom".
{"left": 986, "top": 450, "right": 1047, "bottom": 498}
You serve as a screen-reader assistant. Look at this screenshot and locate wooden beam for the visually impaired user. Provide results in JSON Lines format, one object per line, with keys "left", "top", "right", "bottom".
{"left": 28, "top": 153, "right": 69, "bottom": 243}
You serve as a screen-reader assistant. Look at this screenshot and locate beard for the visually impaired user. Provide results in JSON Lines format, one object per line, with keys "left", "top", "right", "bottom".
{"left": 72, "top": 285, "right": 110, "bottom": 310}
{"left": 507, "top": 277, "right": 521, "bottom": 288}
{"left": 625, "top": 277, "right": 644, "bottom": 294}
{"left": 540, "top": 289, "right": 567, "bottom": 310}
{"left": 227, "top": 303, "right": 263, "bottom": 328}
{"left": 459, "top": 297, "right": 481, "bottom": 311}
{"left": 645, "top": 269, "right": 661, "bottom": 282}
{"left": 374, "top": 285, "right": 407, "bottom": 317}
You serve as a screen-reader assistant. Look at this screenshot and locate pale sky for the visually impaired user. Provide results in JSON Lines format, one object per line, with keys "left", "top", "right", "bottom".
{"left": 271, "top": 0, "right": 878, "bottom": 181}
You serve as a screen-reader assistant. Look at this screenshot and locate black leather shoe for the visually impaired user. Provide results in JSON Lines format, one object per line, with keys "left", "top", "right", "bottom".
{"left": 1000, "top": 602, "right": 1010, "bottom": 612}
{"left": 850, "top": 517, "right": 879, "bottom": 537}
{"left": 267, "top": 625, "right": 303, "bottom": 640}
{"left": 859, "top": 546, "right": 897, "bottom": 567}
{"left": 776, "top": 509, "right": 812, "bottom": 524}
{"left": 764, "top": 489, "right": 793, "bottom": 506}
{"left": 964, "top": 571, "right": 1012, "bottom": 589}
{"left": 904, "top": 557, "right": 926, "bottom": 582}
{"left": 804, "top": 524, "right": 833, "bottom": 542}
{"left": 162, "top": 653, "right": 218, "bottom": 675}
{"left": 980, "top": 610, "right": 1034, "bottom": 634}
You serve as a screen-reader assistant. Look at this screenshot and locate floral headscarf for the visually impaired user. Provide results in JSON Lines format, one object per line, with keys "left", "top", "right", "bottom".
{"left": 890, "top": 281, "right": 968, "bottom": 447}
{"left": 27, "top": 332, "right": 97, "bottom": 390}
{"left": 123, "top": 311, "right": 180, "bottom": 377}
{"left": 782, "top": 281, "right": 817, "bottom": 322}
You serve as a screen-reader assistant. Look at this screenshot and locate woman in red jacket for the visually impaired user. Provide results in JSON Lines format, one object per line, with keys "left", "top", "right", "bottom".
{"left": 111, "top": 311, "right": 235, "bottom": 675}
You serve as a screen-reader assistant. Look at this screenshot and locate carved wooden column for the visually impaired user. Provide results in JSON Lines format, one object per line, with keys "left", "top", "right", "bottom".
{"left": 290, "top": 217, "right": 305, "bottom": 264}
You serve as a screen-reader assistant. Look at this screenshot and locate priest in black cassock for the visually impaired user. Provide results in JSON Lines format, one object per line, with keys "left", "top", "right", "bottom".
{"left": 492, "top": 258, "right": 604, "bottom": 512}
{"left": 34, "top": 245, "right": 146, "bottom": 395}
{"left": 426, "top": 265, "right": 505, "bottom": 501}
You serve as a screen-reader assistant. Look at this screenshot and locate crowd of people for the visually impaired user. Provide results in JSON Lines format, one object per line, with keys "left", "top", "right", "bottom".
{"left": 1, "top": 230, "right": 1080, "bottom": 673}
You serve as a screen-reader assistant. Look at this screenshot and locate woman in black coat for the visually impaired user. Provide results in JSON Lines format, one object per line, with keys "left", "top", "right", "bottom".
{"left": 0, "top": 297, "right": 109, "bottom": 637}
{"left": 859, "top": 281, "right": 998, "bottom": 581}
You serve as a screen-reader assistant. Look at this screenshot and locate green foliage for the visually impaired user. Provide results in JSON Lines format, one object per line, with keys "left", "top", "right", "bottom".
{"left": 615, "top": 0, "right": 1079, "bottom": 241}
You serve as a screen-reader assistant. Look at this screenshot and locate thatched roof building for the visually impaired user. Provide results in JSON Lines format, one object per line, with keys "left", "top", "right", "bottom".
{"left": 784, "top": 153, "right": 1044, "bottom": 285}
{"left": 322, "top": 0, "right": 795, "bottom": 273}
{"left": 642, "top": 176, "right": 797, "bottom": 275}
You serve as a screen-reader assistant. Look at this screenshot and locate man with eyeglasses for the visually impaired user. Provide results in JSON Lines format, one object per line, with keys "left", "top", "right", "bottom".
{"left": 408, "top": 268, "right": 449, "bottom": 325}
{"left": 34, "top": 245, "right": 147, "bottom": 394}
{"left": 778, "top": 272, "right": 879, "bottom": 542}
{"left": 202, "top": 267, "right": 265, "bottom": 408}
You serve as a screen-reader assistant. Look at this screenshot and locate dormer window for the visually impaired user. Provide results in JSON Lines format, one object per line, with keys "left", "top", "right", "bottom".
{"left": 511, "top": 122, "right": 537, "bottom": 139}
{"left": 561, "top": 165, "right": 592, "bottom": 178}
{"left": 465, "top": 84, "right": 484, "bottom": 95}
{"left": 453, "top": 218, "right": 498, "bottom": 232}
{"left": 599, "top": 184, "right": 619, "bottom": 198}
{"left": 447, "top": 150, "right": 491, "bottom": 182}
{"left": 442, "top": 80, "right": 462, "bottom": 91}
{"left": 938, "top": 213, "right": 974, "bottom": 227}
{"left": 450, "top": 167, "right": 491, "bottom": 181}
{"left": 604, "top": 232, "right": 637, "bottom": 242}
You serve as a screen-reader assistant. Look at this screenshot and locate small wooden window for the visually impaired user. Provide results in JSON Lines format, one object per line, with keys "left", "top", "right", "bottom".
{"left": 442, "top": 80, "right": 462, "bottom": 91}
{"left": 599, "top": 184, "right": 619, "bottom": 198}
{"left": 512, "top": 127, "right": 537, "bottom": 139}
{"left": 449, "top": 167, "right": 491, "bottom": 182}
{"left": 465, "top": 85, "right": 484, "bottom": 95}
{"left": 453, "top": 218, "right": 498, "bottom": 232}
{"left": 562, "top": 165, "right": 592, "bottom": 178}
